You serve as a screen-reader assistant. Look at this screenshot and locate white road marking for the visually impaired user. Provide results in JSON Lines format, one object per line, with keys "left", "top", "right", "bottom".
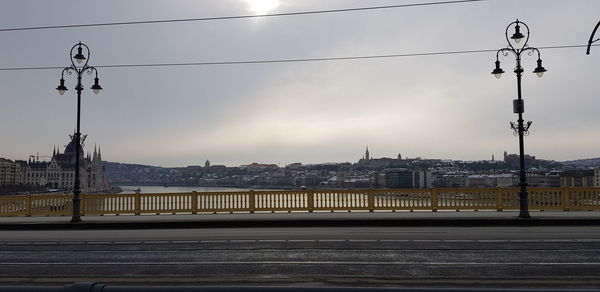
{"left": 3, "top": 261, "right": 600, "bottom": 266}
{"left": 59, "top": 241, "right": 85, "bottom": 245}
{"left": 171, "top": 240, "right": 198, "bottom": 244}
{"left": 143, "top": 241, "right": 170, "bottom": 244}
{"left": 1, "top": 238, "right": 600, "bottom": 245}
{"left": 5, "top": 242, "right": 29, "bottom": 245}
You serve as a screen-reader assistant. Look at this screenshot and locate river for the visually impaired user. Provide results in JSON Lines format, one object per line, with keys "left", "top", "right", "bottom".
{"left": 117, "top": 185, "right": 257, "bottom": 194}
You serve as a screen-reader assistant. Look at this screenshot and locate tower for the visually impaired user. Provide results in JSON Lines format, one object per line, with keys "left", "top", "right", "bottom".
{"left": 365, "top": 146, "right": 370, "bottom": 160}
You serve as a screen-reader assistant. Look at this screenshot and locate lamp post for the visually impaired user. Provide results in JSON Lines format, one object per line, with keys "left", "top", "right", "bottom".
{"left": 586, "top": 20, "right": 600, "bottom": 55}
{"left": 492, "top": 20, "right": 547, "bottom": 219}
{"left": 56, "top": 42, "right": 102, "bottom": 223}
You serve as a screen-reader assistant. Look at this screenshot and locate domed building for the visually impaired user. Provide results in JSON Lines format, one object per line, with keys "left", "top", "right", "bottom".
{"left": 23, "top": 134, "right": 109, "bottom": 192}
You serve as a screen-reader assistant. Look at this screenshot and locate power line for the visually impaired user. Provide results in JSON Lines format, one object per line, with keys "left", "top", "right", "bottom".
{"left": 0, "top": 44, "right": 592, "bottom": 72}
{"left": 0, "top": 0, "right": 488, "bottom": 32}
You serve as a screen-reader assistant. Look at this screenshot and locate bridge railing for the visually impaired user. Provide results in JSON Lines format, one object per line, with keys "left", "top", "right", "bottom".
{"left": 1, "top": 187, "right": 599, "bottom": 217}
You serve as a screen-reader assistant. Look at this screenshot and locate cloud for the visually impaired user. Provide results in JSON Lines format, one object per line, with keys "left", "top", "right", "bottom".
{"left": 1, "top": 0, "right": 600, "bottom": 166}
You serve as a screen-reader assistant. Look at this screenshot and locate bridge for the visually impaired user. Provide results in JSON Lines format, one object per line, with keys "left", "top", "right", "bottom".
{"left": 2, "top": 188, "right": 600, "bottom": 288}
{"left": 1, "top": 187, "right": 599, "bottom": 217}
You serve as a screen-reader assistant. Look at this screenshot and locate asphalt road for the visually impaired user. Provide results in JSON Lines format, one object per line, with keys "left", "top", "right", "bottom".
{"left": 1, "top": 226, "right": 600, "bottom": 288}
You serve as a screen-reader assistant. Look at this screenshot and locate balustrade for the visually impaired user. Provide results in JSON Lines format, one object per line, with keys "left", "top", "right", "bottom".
{"left": 1, "top": 187, "right": 599, "bottom": 217}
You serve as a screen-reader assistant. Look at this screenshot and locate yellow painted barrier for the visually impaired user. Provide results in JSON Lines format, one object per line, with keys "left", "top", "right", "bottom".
{"left": 0, "top": 187, "right": 599, "bottom": 217}
{"left": 0, "top": 195, "right": 28, "bottom": 216}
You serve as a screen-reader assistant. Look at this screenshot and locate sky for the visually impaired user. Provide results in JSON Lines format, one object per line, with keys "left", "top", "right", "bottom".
{"left": 0, "top": 0, "right": 599, "bottom": 167}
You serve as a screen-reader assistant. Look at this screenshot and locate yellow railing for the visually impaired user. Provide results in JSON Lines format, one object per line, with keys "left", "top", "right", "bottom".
{"left": 1, "top": 187, "right": 599, "bottom": 217}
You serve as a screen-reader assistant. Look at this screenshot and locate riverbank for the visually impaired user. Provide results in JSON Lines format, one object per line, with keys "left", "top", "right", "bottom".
{"left": 116, "top": 185, "right": 280, "bottom": 194}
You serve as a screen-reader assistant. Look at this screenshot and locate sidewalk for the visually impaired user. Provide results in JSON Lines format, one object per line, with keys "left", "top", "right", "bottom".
{"left": 1, "top": 210, "right": 600, "bottom": 229}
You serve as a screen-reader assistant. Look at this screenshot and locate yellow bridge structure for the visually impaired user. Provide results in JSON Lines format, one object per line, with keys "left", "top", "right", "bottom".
{"left": 1, "top": 187, "right": 599, "bottom": 217}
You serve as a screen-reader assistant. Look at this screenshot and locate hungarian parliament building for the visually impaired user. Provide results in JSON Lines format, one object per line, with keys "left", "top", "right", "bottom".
{"left": 1, "top": 134, "right": 109, "bottom": 193}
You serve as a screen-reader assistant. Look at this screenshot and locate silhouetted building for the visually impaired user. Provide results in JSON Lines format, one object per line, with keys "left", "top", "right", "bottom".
{"left": 504, "top": 150, "right": 536, "bottom": 168}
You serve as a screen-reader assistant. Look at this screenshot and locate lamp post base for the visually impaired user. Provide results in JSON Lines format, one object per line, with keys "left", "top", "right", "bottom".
{"left": 518, "top": 188, "right": 530, "bottom": 219}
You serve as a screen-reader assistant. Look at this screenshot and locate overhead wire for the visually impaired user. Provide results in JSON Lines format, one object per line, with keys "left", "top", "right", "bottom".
{"left": 0, "top": 0, "right": 488, "bottom": 32}
{"left": 0, "top": 44, "right": 594, "bottom": 72}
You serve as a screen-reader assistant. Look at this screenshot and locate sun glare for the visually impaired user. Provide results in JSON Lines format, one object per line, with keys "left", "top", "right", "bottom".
{"left": 246, "top": 0, "right": 280, "bottom": 14}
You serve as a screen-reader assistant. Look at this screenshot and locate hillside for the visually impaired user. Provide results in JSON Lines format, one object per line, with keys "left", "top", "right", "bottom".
{"left": 561, "top": 158, "right": 600, "bottom": 168}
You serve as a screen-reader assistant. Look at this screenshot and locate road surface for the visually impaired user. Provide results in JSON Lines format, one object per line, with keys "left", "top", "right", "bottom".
{"left": 1, "top": 226, "right": 600, "bottom": 288}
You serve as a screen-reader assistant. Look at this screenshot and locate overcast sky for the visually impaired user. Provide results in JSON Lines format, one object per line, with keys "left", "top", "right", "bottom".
{"left": 1, "top": 0, "right": 599, "bottom": 167}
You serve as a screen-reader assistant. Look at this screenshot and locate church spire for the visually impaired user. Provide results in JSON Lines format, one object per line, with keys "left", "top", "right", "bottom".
{"left": 365, "top": 146, "right": 370, "bottom": 160}
{"left": 97, "top": 146, "right": 102, "bottom": 161}
{"left": 93, "top": 144, "right": 97, "bottom": 161}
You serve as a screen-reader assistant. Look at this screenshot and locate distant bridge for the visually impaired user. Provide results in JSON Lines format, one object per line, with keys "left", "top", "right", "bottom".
{"left": 1, "top": 187, "right": 599, "bottom": 217}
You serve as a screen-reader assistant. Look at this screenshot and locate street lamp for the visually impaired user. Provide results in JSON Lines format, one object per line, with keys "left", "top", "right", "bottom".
{"left": 56, "top": 42, "right": 102, "bottom": 223}
{"left": 492, "top": 20, "right": 547, "bottom": 219}
{"left": 586, "top": 20, "right": 600, "bottom": 55}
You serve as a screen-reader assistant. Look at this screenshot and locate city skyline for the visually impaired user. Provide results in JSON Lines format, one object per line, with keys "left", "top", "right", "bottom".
{"left": 1, "top": 0, "right": 600, "bottom": 167}
{"left": 1, "top": 142, "right": 582, "bottom": 168}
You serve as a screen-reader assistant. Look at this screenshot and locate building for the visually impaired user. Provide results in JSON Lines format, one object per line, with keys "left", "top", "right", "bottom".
{"left": 527, "top": 175, "right": 560, "bottom": 187}
{"left": 357, "top": 147, "right": 410, "bottom": 169}
{"left": 466, "top": 175, "right": 497, "bottom": 188}
{"left": 560, "top": 169, "right": 595, "bottom": 187}
{"left": 495, "top": 174, "right": 519, "bottom": 187}
{"left": 245, "top": 163, "right": 279, "bottom": 174}
{"left": 503, "top": 151, "right": 536, "bottom": 168}
{"left": 436, "top": 175, "right": 469, "bottom": 188}
{"left": 0, "top": 158, "right": 16, "bottom": 186}
{"left": 15, "top": 161, "right": 26, "bottom": 185}
{"left": 595, "top": 169, "right": 600, "bottom": 188}
{"left": 383, "top": 169, "right": 432, "bottom": 189}
{"left": 21, "top": 135, "right": 110, "bottom": 192}
{"left": 293, "top": 174, "right": 322, "bottom": 187}
{"left": 0, "top": 158, "right": 28, "bottom": 186}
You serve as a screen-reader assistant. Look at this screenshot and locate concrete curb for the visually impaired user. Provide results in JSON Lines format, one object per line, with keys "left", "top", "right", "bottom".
{"left": 2, "top": 217, "right": 600, "bottom": 230}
